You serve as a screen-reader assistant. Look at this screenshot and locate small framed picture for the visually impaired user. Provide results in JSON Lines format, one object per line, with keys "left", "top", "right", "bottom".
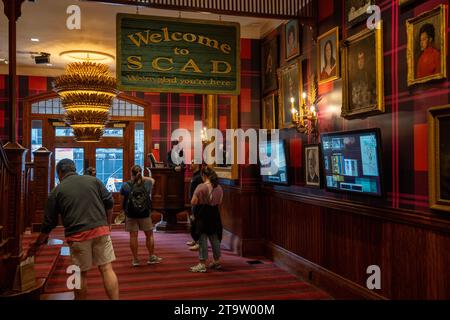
{"left": 284, "top": 19, "right": 300, "bottom": 61}
{"left": 262, "top": 93, "right": 277, "bottom": 130}
{"left": 317, "top": 27, "right": 340, "bottom": 85}
{"left": 304, "top": 144, "right": 321, "bottom": 188}
{"left": 346, "top": 0, "right": 375, "bottom": 27}
{"left": 262, "top": 36, "right": 279, "bottom": 94}
{"left": 406, "top": 4, "right": 447, "bottom": 86}
{"left": 428, "top": 105, "right": 450, "bottom": 213}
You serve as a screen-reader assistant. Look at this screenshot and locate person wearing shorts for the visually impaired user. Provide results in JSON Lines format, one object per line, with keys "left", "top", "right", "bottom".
{"left": 25, "top": 159, "right": 119, "bottom": 300}
{"left": 120, "top": 165, "right": 162, "bottom": 267}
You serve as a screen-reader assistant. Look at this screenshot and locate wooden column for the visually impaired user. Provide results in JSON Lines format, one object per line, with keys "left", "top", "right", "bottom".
{"left": 3, "top": 0, "right": 25, "bottom": 143}
{"left": 30, "top": 147, "right": 52, "bottom": 229}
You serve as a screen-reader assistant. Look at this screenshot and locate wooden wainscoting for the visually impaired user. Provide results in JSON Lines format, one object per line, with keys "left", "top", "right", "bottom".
{"left": 221, "top": 184, "right": 450, "bottom": 299}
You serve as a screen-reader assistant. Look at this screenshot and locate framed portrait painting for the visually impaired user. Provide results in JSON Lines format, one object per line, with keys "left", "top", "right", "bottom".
{"left": 317, "top": 27, "right": 340, "bottom": 85}
{"left": 428, "top": 105, "right": 450, "bottom": 213}
{"left": 284, "top": 19, "right": 300, "bottom": 61}
{"left": 262, "top": 93, "right": 277, "bottom": 130}
{"left": 277, "top": 58, "right": 303, "bottom": 129}
{"left": 304, "top": 144, "right": 321, "bottom": 188}
{"left": 342, "top": 22, "right": 384, "bottom": 118}
{"left": 262, "top": 36, "right": 279, "bottom": 95}
{"left": 406, "top": 4, "right": 447, "bottom": 86}
{"left": 346, "top": 0, "right": 375, "bottom": 27}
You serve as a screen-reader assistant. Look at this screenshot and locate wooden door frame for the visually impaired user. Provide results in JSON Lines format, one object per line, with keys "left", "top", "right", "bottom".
{"left": 23, "top": 91, "right": 152, "bottom": 188}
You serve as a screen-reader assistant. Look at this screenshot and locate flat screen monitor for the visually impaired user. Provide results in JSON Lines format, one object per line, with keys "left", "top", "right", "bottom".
{"left": 320, "top": 128, "right": 383, "bottom": 196}
{"left": 259, "top": 140, "right": 289, "bottom": 185}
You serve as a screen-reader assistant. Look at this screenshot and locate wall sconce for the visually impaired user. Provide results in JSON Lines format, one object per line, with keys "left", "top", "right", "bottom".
{"left": 291, "top": 76, "right": 319, "bottom": 136}
{"left": 201, "top": 126, "right": 209, "bottom": 144}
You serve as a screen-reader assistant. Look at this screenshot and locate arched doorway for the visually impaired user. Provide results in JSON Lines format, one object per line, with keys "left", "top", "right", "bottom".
{"left": 22, "top": 92, "right": 152, "bottom": 209}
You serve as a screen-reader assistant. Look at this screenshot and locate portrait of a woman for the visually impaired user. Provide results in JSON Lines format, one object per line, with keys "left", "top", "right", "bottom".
{"left": 318, "top": 27, "right": 340, "bottom": 84}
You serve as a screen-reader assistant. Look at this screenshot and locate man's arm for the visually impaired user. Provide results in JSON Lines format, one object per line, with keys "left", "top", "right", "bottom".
{"left": 25, "top": 190, "right": 58, "bottom": 258}
{"left": 98, "top": 180, "right": 114, "bottom": 211}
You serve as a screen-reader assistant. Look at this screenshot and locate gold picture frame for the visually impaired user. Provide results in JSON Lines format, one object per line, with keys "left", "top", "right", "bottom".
{"left": 277, "top": 58, "right": 303, "bottom": 129}
{"left": 406, "top": 4, "right": 447, "bottom": 86}
{"left": 204, "top": 95, "right": 239, "bottom": 180}
{"left": 262, "top": 93, "right": 276, "bottom": 130}
{"left": 341, "top": 21, "right": 384, "bottom": 118}
{"left": 317, "top": 27, "right": 340, "bottom": 85}
{"left": 428, "top": 105, "right": 450, "bottom": 212}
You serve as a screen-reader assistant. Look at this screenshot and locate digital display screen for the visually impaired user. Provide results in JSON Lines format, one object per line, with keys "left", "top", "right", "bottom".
{"left": 259, "top": 140, "right": 289, "bottom": 185}
{"left": 321, "top": 129, "right": 383, "bottom": 196}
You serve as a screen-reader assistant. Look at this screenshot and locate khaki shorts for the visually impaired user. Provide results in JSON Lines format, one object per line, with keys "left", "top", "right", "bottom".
{"left": 125, "top": 216, "right": 153, "bottom": 232}
{"left": 69, "top": 235, "right": 116, "bottom": 272}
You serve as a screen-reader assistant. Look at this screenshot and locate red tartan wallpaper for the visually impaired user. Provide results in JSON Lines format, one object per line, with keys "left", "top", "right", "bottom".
{"left": 256, "top": 0, "right": 450, "bottom": 215}
{"left": 0, "top": 39, "right": 261, "bottom": 173}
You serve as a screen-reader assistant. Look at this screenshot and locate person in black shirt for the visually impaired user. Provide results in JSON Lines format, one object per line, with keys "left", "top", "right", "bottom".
{"left": 186, "top": 162, "right": 203, "bottom": 250}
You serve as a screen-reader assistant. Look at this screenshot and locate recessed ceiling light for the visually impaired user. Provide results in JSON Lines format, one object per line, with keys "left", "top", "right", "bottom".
{"left": 0, "top": 58, "right": 5, "bottom": 62}
{"left": 31, "top": 38, "right": 40, "bottom": 42}
{"left": 47, "top": 63, "right": 53, "bottom": 67}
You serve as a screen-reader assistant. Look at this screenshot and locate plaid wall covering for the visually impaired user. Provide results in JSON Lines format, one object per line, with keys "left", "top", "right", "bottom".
{"left": 0, "top": 39, "right": 260, "bottom": 177}
{"left": 265, "top": 0, "right": 450, "bottom": 213}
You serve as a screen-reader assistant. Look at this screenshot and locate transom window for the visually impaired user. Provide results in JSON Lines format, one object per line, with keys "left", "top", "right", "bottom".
{"left": 31, "top": 97, "right": 145, "bottom": 117}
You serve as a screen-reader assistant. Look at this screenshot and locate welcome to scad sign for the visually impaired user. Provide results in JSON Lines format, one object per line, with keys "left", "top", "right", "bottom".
{"left": 117, "top": 14, "right": 241, "bottom": 95}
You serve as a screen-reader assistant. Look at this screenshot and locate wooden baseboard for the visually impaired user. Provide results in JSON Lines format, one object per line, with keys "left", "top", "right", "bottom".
{"left": 222, "top": 229, "right": 265, "bottom": 257}
{"left": 266, "top": 242, "right": 387, "bottom": 300}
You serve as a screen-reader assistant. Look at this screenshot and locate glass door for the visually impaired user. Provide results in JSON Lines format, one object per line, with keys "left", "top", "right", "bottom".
{"left": 95, "top": 148, "right": 124, "bottom": 192}
{"left": 54, "top": 147, "right": 85, "bottom": 185}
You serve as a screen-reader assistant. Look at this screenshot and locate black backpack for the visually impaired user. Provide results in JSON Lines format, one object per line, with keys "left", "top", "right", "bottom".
{"left": 126, "top": 181, "right": 151, "bottom": 218}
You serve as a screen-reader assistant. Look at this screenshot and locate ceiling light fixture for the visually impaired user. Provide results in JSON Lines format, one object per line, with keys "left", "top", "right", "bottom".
{"left": 31, "top": 38, "right": 40, "bottom": 42}
{"left": 53, "top": 62, "right": 119, "bottom": 142}
{"left": 59, "top": 50, "right": 115, "bottom": 63}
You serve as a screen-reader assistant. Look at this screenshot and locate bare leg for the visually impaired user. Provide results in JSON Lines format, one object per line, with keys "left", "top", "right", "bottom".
{"left": 129, "top": 231, "right": 139, "bottom": 260}
{"left": 144, "top": 230, "right": 154, "bottom": 256}
{"left": 74, "top": 271, "right": 88, "bottom": 300}
{"left": 98, "top": 263, "right": 119, "bottom": 300}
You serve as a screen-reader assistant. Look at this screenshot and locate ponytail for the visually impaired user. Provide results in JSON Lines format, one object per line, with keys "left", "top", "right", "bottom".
{"left": 131, "top": 165, "right": 143, "bottom": 185}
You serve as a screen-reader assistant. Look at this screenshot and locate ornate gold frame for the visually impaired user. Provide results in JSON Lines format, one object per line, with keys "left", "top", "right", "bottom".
{"left": 277, "top": 57, "right": 303, "bottom": 129}
{"left": 204, "top": 95, "right": 239, "bottom": 180}
{"left": 428, "top": 105, "right": 450, "bottom": 212}
{"left": 341, "top": 21, "right": 384, "bottom": 118}
{"left": 262, "top": 93, "right": 276, "bottom": 130}
{"left": 406, "top": 4, "right": 447, "bottom": 86}
{"left": 317, "top": 27, "right": 340, "bottom": 85}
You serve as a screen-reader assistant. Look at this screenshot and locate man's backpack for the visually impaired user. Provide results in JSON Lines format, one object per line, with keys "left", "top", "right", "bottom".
{"left": 126, "top": 182, "right": 151, "bottom": 219}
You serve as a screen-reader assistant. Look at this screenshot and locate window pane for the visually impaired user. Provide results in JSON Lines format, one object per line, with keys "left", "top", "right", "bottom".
{"left": 96, "top": 148, "right": 123, "bottom": 192}
{"left": 31, "top": 120, "right": 43, "bottom": 161}
{"left": 55, "top": 127, "right": 74, "bottom": 137}
{"left": 103, "top": 128, "right": 123, "bottom": 137}
{"left": 135, "top": 122, "right": 145, "bottom": 168}
{"left": 54, "top": 148, "right": 84, "bottom": 185}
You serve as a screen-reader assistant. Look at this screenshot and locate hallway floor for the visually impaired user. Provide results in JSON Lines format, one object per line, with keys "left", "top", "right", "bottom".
{"left": 40, "top": 227, "right": 331, "bottom": 300}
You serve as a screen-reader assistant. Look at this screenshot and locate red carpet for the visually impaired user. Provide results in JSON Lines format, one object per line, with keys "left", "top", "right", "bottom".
{"left": 42, "top": 227, "right": 331, "bottom": 300}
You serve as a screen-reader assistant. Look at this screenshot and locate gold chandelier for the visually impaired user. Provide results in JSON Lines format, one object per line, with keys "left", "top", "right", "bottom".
{"left": 54, "top": 62, "right": 119, "bottom": 142}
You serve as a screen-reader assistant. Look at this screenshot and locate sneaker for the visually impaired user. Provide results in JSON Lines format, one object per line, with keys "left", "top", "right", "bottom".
{"left": 190, "top": 263, "right": 206, "bottom": 273}
{"left": 189, "top": 244, "right": 199, "bottom": 251}
{"left": 208, "top": 261, "right": 222, "bottom": 270}
{"left": 186, "top": 240, "right": 196, "bottom": 246}
{"left": 147, "top": 255, "right": 163, "bottom": 264}
{"left": 132, "top": 259, "right": 140, "bottom": 267}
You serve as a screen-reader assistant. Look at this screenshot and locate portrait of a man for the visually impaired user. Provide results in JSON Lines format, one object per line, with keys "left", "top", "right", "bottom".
{"left": 305, "top": 145, "right": 321, "bottom": 187}
{"left": 278, "top": 60, "right": 301, "bottom": 128}
{"left": 407, "top": 5, "right": 446, "bottom": 86}
{"left": 285, "top": 20, "right": 300, "bottom": 61}
{"left": 262, "top": 94, "right": 276, "bottom": 130}
{"left": 262, "top": 36, "right": 278, "bottom": 94}
{"left": 318, "top": 27, "right": 339, "bottom": 84}
{"left": 342, "top": 25, "right": 384, "bottom": 118}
